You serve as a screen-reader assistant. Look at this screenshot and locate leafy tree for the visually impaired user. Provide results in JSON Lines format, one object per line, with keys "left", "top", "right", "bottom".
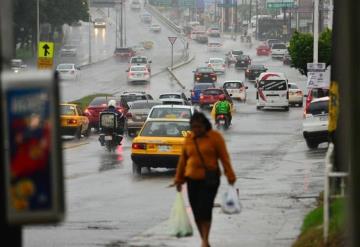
{"left": 13, "top": 0, "right": 89, "bottom": 53}
{"left": 288, "top": 29, "right": 332, "bottom": 75}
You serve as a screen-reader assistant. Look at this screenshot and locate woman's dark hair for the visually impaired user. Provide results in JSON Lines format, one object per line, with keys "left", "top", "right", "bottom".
{"left": 190, "top": 112, "right": 212, "bottom": 131}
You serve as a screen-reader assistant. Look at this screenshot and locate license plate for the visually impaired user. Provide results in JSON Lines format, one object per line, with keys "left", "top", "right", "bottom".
{"left": 158, "top": 145, "right": 170, "bottom": 152}
{"left": 319, "top": 116, "right": 328, "bottom": 121}
{"left": 204, "top": 75, "right": 208, "bottom": 77}
{"left": 105, "top": 135, "right": 112, "bottom": 140}
{"left": 241, "top": 61, "right": 244, "bottom": 64}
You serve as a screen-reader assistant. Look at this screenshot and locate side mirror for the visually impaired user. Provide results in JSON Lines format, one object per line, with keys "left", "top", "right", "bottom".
{"left": 149, "top": 60, "right": 152, "bottom": 63}
{"left": 229, "top": 94, "right": 233, "bottom": 97}
{"left": 126, "top": 69, "right": 129, "bottom": 72}
{"left": 245, "top": 86, "right": 248, "bottom": 89}
{"left": 304, "top": 94, "right": 308, "bottom": 97}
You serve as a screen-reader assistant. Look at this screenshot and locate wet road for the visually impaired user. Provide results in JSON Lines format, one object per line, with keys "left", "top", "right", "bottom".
{"left": 24, "top": 9, "right": 326, "bottom": 247}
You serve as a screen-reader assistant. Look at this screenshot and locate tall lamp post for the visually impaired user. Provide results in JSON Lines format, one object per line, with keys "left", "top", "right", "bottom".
{"left": 88, "top": 0, "right": 92, "bottom": 64}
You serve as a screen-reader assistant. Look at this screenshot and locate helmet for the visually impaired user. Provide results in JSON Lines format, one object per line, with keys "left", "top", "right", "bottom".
{"left": 108, "top": 99, "right": 116, "bottom": 108}
{"left": 219, "top": 95, "right": 226, "bottom": 101}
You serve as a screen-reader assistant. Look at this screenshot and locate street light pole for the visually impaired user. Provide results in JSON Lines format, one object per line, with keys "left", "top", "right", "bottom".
{"left": 313, "top": 0, "right": 319, "bottom": 63}
{"left": 88, "top": 0, "right": 92, "bottom": 64}
{"left": 37, "top": 0, "right": 40, "bottom": 45}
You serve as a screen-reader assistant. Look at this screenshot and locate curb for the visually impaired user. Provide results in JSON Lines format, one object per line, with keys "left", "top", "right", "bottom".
{"left": 167, "top": 54, "right": 195, "bottom": 89}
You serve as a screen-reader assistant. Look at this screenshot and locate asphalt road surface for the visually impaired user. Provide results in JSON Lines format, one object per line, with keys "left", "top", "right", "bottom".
{"left": 24, "top": 7, "right": 326, "bottom": 247}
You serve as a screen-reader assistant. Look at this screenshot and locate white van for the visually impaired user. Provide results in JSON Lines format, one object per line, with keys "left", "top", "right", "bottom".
{"left": 271, "top": 43, "right": 288, "bottom": 58}
{"left": 256, "top": 72, "right": 289, "bottom": 111}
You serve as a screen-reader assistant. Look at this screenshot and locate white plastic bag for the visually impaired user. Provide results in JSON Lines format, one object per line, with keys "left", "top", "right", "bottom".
{"left": 169, "top": 192, "right": 193, "bottom": 237}
{"left": 221, "top": 186, "right": 242, "bottom": 214}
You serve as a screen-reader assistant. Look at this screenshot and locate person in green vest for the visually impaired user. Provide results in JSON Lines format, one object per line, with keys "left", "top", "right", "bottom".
{"left": 213, "top": 94, "right": 232, "bottom": 126}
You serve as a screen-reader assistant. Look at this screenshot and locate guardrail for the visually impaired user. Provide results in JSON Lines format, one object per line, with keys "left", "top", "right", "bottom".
{"left": 145, "top": 4, "right": 186, "bottom": 45}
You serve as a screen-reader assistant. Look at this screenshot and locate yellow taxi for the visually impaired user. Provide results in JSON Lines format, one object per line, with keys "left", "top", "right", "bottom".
{"left": 131, "top": 118, "right": 191, "bottom": 175}
{"left": 141, "top": 40, "right": 154, "bottom": 49}
{"left": 60, "top": 103, "right": 89, "bottom": 139}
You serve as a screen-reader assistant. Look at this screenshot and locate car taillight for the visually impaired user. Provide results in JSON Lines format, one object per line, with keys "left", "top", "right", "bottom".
{"left": 218, "top": 114, "right": 225, "bottom": 119}
{"left": 212, "top": 77, "right": 216, "bottom": 81}
{"left": 126, "top": 112, "right": 132, "bottom": 118}
{"left": 196, "top": 77, "right": 200, "bottom": 81}
{"left": 296, "top": 91, "right": 303, "bottom": 96}
{"left": 246, "top": 69, "right": 250, "bottom": 73}
{"left": 191, "top": 91, "right": 195, "bottom": 97}
{"left": 129, "top": 72, "right": 135, "bottom": 76}
{"left": 208, "top": 64, "right": 212, "bottom": 67}
{"left": 67, "top": 119, "right": 77, "bottom": 124}
{"left": 200, "top": 94, "right": 204, "bottom": 100}
{"left": 132, "top": 143, "right": 146, "bottom": 149}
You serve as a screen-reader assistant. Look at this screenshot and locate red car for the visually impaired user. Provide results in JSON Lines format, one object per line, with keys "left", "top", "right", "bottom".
{"left": 199, "top": 88, "right": 232, "bottom": 109}
{"left": 84, "top": 96, "right": 125, "bottom": 130}
{"left": 114, "top": 47, "right": 136, "bottom": 60}
{"left": 256, "top": 45, "right": 271, "bottom": 56}
{"left": 193, "top": 67, "right": 217, "bottom": 83}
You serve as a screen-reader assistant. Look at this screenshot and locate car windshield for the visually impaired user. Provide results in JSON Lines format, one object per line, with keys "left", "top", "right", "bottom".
{"left": 232, "top": 50, "right": 243, "bottom": 55}
{"left": 309, "top": 100, "right": 329, "bottom": 115}
{"left": 149, "top": 108, "right": 192, "bottom": 119}
{"left": 57, "top": 64, "right": 73, "bottom": 70}
{"left": 259, "top": 80, "right": 287, "bottom": 91}
{"left": 194, "top": 84, "right": 213, "bottom": 90}
{"left": 130, "top": 101, "right": 160, "bottom": 109}
{"left": 131, "top": 57, "right": 147, "bottom": 63}
{"left": 122, "top": 95, "right": 147, "bottom": 103}
{"left": 224, "top": 82, "right": 242, "bottom": 89}
{"left": 140, "top": 121, "right": 191, "bottom": 137}
{"left": 130, "top": 66, "right": 146, "bottom": 71}
{"left": 272, "top": 44, "right": 287, "bottom": 49}
{"left": 209, "top": 59, "right": 223, "bottom": 64}
{"left": 249, "top": 65, "right": 265, "bottom": 70}
{"left": 288, "top": 84, "right": 299, "bottom": 89}
{"left": 89, "top": 97, "right": 120, "bottom": 107}
{"left": 159, "top": 94, "right": 181, "bottom": 99}
{"left": 197, "top": 67, "right": 213, "bottom": 73}
{"left": 95, "top": 18, "right": 105, "bottom": 22}
{"left": 203, "top": 89, "right": 222, "bottom": 95}
{"left": 311, "top": 88, "right": 329, "bottom": 98}
{"left": 11, "top": 60, "right": 22, "bottom": 67}
{"left": 61, "top": 105, "right": 76, "bottom": 115}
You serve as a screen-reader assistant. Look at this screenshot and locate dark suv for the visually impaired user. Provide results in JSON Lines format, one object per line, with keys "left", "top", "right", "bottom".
{"left": 235, "top": 55, "right": 251, "bottom": 70}
{"left": 245, "top": 65, "right": 267, "bottom": 81}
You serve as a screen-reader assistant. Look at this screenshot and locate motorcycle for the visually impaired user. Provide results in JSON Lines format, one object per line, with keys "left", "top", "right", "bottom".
{"left": 98, "top": 112, "right": 123, "bottom": 152}
{"left": 215, "top": 114, "right": 230, "bottom": 130}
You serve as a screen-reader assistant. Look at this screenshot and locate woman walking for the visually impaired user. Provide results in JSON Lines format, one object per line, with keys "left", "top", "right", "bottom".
{"left": 174, "top": 112, "right": 236, "bottom": 247}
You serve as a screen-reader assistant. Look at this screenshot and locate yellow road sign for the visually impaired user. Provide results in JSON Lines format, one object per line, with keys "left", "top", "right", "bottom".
{"left": 38, "top": 41, "right": 54, "bottom": 59}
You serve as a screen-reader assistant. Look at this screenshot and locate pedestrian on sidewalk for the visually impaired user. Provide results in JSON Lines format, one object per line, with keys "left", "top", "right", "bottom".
{"left": 173, "top": 112, "right": 236, "bottom": 247}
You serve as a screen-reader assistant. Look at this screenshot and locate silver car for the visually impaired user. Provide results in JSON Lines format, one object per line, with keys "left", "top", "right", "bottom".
{"left": 60, "top": 45, "right": 77, "bottom": 57}
{"left": 126, "top": 100, "right": 162, "bottom": 136}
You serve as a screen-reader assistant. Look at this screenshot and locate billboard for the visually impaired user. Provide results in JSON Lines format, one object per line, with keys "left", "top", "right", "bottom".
{"left": 1, "top": 71, "right": 64, "bottom": 225}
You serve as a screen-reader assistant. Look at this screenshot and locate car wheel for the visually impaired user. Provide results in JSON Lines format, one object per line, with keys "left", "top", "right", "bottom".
{"left": 299, "top": 102, "right": 303, "bottom": 107}
{"left": 284, "top": 106, "right": 289, "bottom": 111}
{"left": 132, "top": 162, "right": 142, "bottom": 175}
{"left": 75, "top": 126, "right": 82, "bottom": 139}
{"left": 306, "top": 139, "right": 319, "bottom": 149}
{"left": 83, "top": 125, "right": 90, "bottom": 137}
{"left": 256, "top": 106, "right": 262, "bottom": 110}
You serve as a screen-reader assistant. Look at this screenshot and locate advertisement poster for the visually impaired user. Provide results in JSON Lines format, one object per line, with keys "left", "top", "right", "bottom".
{"left": 6, "top": 88, "right": 53, "bottom": 214}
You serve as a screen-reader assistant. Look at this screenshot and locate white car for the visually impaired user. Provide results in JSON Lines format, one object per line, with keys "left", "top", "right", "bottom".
{"left": 159, "top": 92, "right": 191, "bottom": 105}
{"left": 129, "top": 56, "right": 152, "bottom": 72}
{"left": 56, "top": 63, "right": 80, "bottom": 80}
{"left": 11, "top": 59, "right": 26, "bottom": 73}
{"left": 302, "top": 97, "right": 329, "bottom": 149}
{"left": 147, "top": 105, "right": 195, "bottom": 120}
{"left": 150, "top": 24, "right": 161, "bottom": 32}
{"left": 223, "top": 81, "right": 248, "bottom": 102}
{"left": 127, "top": 65, "right": 150, "bottom": 83}
{"left": 207, "top": 39, "right": 222, "bottom": 51}
{"left": 288, "top": 82, "right": 303, "bottom": 107}
{"left": 207, "top": 58, "right": 226, "bottom": 74}
{"left": 60, "top": 45, "right": 77, "bottom": 57}
{"left": 131, "top": 45, "right": 145, "bottom": 54}
{"left": 94, "top": 18, "right": 106, "bottom": 28}
{"left": 271, "top": 43, "right": 287, "bottom": 58}
{"left": 131, "top": 0, "right": 141, "bottom": 10}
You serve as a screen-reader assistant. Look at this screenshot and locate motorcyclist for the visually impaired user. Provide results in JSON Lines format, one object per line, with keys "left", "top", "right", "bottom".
{"left": 213, "top": 95, "right": 232, "bottom": 126}
{"left": 99, "top": 99, "right": 125, "bottom": 146}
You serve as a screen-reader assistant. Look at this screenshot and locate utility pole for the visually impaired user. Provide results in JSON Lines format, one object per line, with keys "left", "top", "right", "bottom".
{"left": 88, "top": 0, "right": 92, "bottom": 64}
{"left": 120, "top": 0, "right": 123, "bottom": 47}
{"left": 37, "top": 0, "right": 40, "bottom": 46}
{"left": 115, "top": 6, "right": 118, "bottom": 48}
{"left": 0, "top": 0, "right": 22, "bottom": 246}
{"left": 124, "top": 1, "right": 127, "bottom": 47}
{"left": 255, "top": 0, "right": 258, "bottom": 40}
{"left": 248, "top": 0, "right": 252, "bottom": 34}
{"left": 313, "top": 0, "right": 319, "bottom": 63}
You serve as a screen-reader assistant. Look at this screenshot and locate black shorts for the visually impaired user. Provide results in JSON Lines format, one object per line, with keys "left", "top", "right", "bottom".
{"left": 186, "top": 178, "right": 220, "bottom": 222}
